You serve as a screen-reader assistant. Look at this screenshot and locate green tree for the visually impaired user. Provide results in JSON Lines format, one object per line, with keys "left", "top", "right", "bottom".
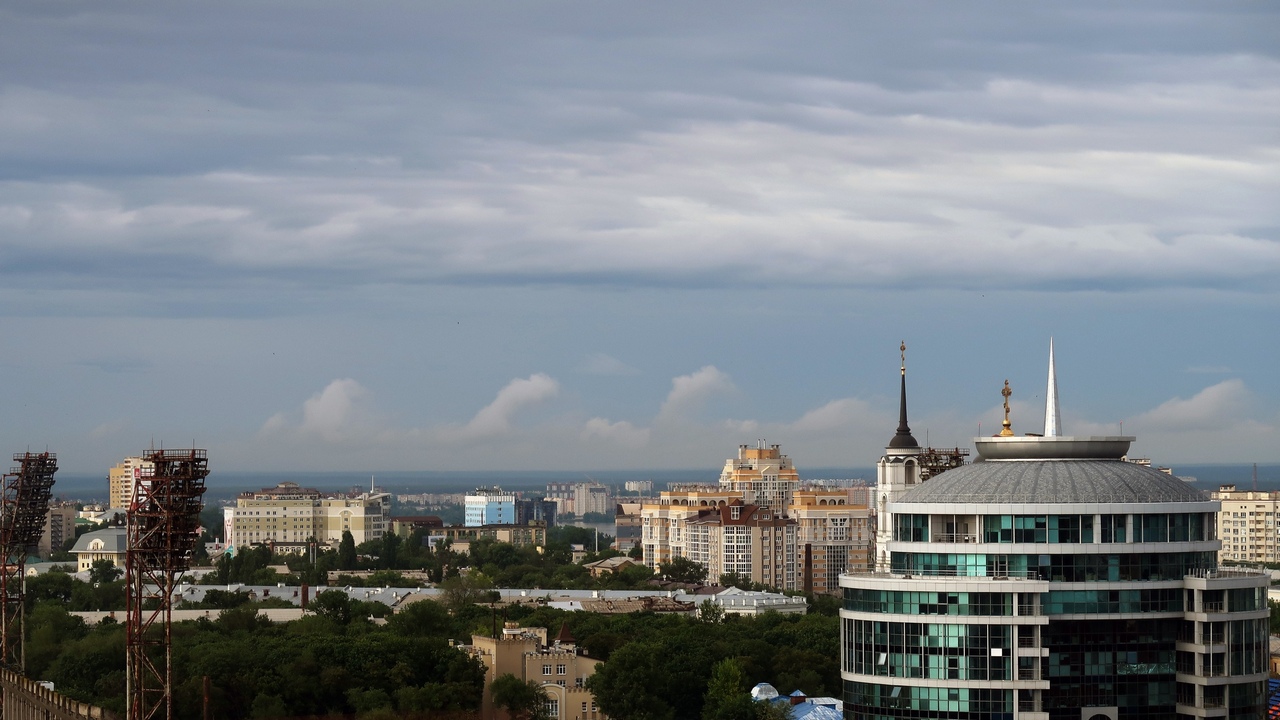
{"left": 380, "top": 531, "right": 402, "bottom": 569}
{"left": 439, "top": 572, "right": 496, "bottom": 614}
{"left": 308, "top": 590, "right": 354, "bottom": 624}
{"left": 490, "top": 673, "right": 550, "bottom": 720}
{"left": 660, "top": 556, "right": 707, "bottom": 584}
{"left": 89, "top": 559, "right": 122, "bottom": 585}
{"left": 338, "top": 530, "right": 357, "bottom": 570}
{"left": 702, "top": 658, "right": 756, "bottom": 720}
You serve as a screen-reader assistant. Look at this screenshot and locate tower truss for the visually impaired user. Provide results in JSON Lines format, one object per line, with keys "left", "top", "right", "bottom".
{"left": 0, "top": 452, "right": 57, "bottom": 672}
{"left": 126, "top": 449, "right": 207, "bottom": 720}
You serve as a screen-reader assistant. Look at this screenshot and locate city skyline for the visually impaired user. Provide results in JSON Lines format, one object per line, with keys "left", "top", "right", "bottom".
{"left": 1, "top": 2, "right": 1277, "bottom": 474}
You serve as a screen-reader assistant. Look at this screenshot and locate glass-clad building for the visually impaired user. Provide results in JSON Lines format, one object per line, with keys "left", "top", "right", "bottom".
{"left": 841, "top": 352, "right": 1268, "bottom": 720}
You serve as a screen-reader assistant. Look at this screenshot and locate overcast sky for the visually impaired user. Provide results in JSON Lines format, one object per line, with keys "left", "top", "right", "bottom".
{"left": 2, "top": 2, "right": 1277, "bottom": 475}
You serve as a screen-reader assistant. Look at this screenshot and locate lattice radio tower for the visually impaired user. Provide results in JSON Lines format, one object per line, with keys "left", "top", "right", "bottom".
{"left": 0, "top": 451, "right": 58, "bottom": 673}
{"left": 126, "top": 448, "right": 207, "bottom": 720}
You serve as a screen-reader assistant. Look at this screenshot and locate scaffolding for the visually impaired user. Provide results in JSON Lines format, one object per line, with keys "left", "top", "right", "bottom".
{"left": 0, "top": 452, "right": 57, "bottom": 672}
{"left": 918, "top": 446, "right": 970, "bottom": 482}
{"left": 125, "top": 449, "right": 207, "bottom": 720}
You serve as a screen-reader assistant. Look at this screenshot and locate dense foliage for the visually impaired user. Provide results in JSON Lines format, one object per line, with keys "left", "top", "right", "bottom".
{"left": 26, "top": 595, "right": 486, "bottom": 719}
{"left": 29, "top": 529, "right": 843, "bottom": 719}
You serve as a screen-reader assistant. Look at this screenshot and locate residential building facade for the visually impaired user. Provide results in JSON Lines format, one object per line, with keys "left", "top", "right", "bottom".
{"left": 1210, "top": 485, "right": 1280, "bottom": 564}
{"left": 108, "top": 456, "right": 154, "bottom": 510}
{"left": 640, "top": 442, "right": 870, "bottom": 593}
{"left": 39, "top": 502, "right": 79, "bottom": 557}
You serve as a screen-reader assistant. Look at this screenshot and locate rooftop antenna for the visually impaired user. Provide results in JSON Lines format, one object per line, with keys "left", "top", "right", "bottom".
{"left": 999, "top": 380, "right": 1014, "bottom": 436}
{"left": 1044, "top": 338, "right": 1062, "bottom": 437}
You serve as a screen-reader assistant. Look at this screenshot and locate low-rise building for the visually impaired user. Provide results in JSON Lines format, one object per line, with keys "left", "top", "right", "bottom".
{"left": 435, "top": 523, "right": 547, "bottom": 553}
{"left": 464, "top": 623, "right": 602, "bottom": 720}
{"left": 223, "top": 482, "right": 391, "bottom": 549}
{"left": 71, "top": 527, "right": 127, "bottom": 571}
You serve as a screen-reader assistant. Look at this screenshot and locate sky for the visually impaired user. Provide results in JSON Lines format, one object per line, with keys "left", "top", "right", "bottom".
{"left": 1, "top": 2, "right": 1278, "bottom": 476}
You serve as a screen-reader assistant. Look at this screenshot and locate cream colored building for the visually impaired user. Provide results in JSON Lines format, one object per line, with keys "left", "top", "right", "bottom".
{"left": 640, "top": 442, "right": 870, "bottom": 593}
{"left": 789, "top": 489, "right": 871, "bottom": 593}
{"left": 223, "top": 482, "right": 391, "bottom": 550}
{"left": 108, "top": 456, "right": 154, "bottom": 510}
{"left": 1211, "top": 484, "right": 1280, "bottom": 563}
{"left": 465, "top": 623, "right": 602, "bottom": 720}
{"left": 718, "top": 443, "right": 800, "bottom": 514}
{"left": 71, "top": 527, "right": 127, "bottom": 571}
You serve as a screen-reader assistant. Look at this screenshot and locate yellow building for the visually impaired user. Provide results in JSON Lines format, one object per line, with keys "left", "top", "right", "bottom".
{"left": 1211, "top": 484, "right": 1280, "bottom": 564}
{"left": 222, "top": 482, "right": 391, "bottom": 550}
{"left": 465, "top": 623, "right": 602, "bottom": 720}
{"left": 108, "top": 456, "right": 153, "bottom": 509}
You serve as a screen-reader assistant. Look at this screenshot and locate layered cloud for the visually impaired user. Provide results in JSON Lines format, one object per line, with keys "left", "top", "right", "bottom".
{"left": 0, "top": 4, "right": 1276, "bottom": 302}
{"left": 245, "top": 370, "right": 1279, "bottom": 471}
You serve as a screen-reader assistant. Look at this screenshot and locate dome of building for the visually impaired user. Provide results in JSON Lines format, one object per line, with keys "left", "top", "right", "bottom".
{"left": 896, "top": 435, "right": 1207, "bottom": 505}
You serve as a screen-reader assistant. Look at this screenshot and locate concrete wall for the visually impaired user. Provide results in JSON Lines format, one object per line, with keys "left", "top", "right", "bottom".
{"left": 0, "top": 668, "right": 116, "bottom": 720}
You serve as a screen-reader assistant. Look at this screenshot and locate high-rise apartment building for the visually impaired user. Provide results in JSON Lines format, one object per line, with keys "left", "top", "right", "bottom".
{"left": 718, "top": 443, "right": 800, "bottom": 514}
{"left": 223, "top": 482, "right": 391, "bottom": 551}
{"left": 1210, "top": 485, "right": 1280, "bottom": 564}
{"left": 108, "top": 456, "right": 154, "bottom": 509}
{"left": 842, "top": 344, "right": 1269, "bottom": 719}
{"left": 790, "top": 489, "right": 871, "bottom": 593}
{"left": 640, "top": 442, "right": 869, "bottom": 593}
{"left": 39, "top": 503, "right": 79, "bottom": 557}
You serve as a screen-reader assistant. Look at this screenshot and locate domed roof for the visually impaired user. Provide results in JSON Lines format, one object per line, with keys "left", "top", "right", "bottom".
{"left": 897, "top": 459, "right": 1206, "bottom": 504}
{"left": 896, "top": 436, "right": 1207, "bottom": 505}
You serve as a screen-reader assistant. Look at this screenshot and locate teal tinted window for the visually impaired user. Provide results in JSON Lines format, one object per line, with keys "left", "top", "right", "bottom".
{"left": 895, "top": 514, "right": 929, "bottom": 542}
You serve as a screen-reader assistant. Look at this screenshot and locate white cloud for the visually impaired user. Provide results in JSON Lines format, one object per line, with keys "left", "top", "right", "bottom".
{"left": 656, "top": 366, "right": 736, "bottom": 425}
{"left": 458, "top": 373, "right": 560, "bottom": 440}
{"left": 1129, "top": 379, "right": 1251, "bottom": 433}
{"left": 581, "top": 417, "right": 650, "bottom": 448}
{"left": 259, "top": 378, "right": 376, "bottom": 442}
{"left": 578, "top": 353, "right": 641, "bottom": 376}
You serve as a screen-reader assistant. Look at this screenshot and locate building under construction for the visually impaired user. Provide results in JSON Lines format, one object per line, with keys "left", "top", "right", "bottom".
{"left": 125, "top": 448, "right": 207, "bottom": 720}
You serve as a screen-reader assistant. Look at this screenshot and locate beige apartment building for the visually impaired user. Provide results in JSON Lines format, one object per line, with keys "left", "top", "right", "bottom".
{"left": 222, "top": 482, "right": 391, "bottom": 551}
{"left": 789, "top": 489, "right": 871, "bottom": 593}
{"left": 108, "top": 456, "right": 154, "bottom": 509}
{"left": 718, "top": 443, "right": 800, "bottom": 513}
{"left": 465, "top": 623, "right": 602, "bottom": 720}
{"left": 1211, "top": 484, "right": 1280, "bottom": 563}
{"left": 685, "top": 500, "right": 798, "bottom": 589}
{"left": 640, "top": 441, "right": 870, "bottom": 593}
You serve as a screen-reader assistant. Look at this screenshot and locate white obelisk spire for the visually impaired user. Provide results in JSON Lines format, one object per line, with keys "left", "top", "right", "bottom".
{"left": 1044, "top": 338, "right": 1062, "bottom": 437}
